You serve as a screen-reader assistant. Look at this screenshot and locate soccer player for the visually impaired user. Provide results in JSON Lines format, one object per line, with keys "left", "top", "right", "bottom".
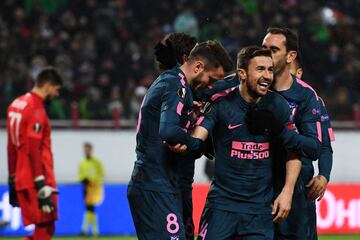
{"left": 155, "top": 32, "right": 198, "bottom": 240}
{"left": 127, "top": 40, "right": 233, "bottom": 240}
{"left": 154, "top": 32, "right": 236, "bottom": 240}
{"left": 181, "top": 46, "right": 302, "bottom": 239}
{"left": 290, "top": 57, "right": 334, "bottom": 240}
{"left": 78, "top": 142, "right": 105, "bottom": 236}
{"left": 7, "top": 67, "right": 63, "bottom": 240}
{"left": 261, "top": 27, "right": 323, "bottom": 239}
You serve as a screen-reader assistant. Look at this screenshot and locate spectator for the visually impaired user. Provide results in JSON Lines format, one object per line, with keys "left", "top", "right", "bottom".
{"left": 0, "top": 0, "right": 358, "bottom": 121}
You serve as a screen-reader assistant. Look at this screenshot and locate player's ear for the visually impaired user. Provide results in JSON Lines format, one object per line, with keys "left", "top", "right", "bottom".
{"left": 194, "top": 60, "right": 205, "bottom": 74}
{"left": 286, "top": 51, "right": 297, "bottom": 64}
{"left": 182, "top": 54, "right": 188, "bottom": 63}
{"left": 237, "top": 68, "right": 247, "bottom": 81}
{"left": 296, "top": 68, "right": 303, "bottom": 79}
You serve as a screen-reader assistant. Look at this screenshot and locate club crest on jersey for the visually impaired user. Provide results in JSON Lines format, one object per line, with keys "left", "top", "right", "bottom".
{"left": 312, "top": 108, "right": 320, "bottom": 115}
{"left": 33, "top": 123, "right": 41, "bottom": 132}
{"left": 288, "top": 102, "right": 298, "bottom": 122}
{"left": 177, "top": 88, "right": 186, "bottom": 98}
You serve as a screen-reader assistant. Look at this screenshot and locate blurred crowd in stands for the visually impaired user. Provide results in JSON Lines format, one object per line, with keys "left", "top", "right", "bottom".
{"left": 0, "top": 0, "right": 359, "bottom": 122}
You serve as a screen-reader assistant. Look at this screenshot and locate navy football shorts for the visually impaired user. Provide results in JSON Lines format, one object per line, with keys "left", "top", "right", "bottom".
{"left": 181, "top": 188, "right": 194, "bottom": 240}
{"left": 127, "top": 185, "right": 186, "bottom": 240}
{"left": 197, "top": 207, "right": 273, "bottom": 240}
{"left": 274, "top": 180, "right": 308, "bottom": 240}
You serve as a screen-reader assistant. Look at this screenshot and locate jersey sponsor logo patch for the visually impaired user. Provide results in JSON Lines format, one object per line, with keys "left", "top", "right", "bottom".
{"left": 230, "top": 141, "right": 270, "bottom": 159}
{"left": 177, "top": 88, "right": 186, "bottom": 98}
{"left": 33, "top": 123, "right": 41, "bottom": 132}
{"left": 227, "top": 123, "right": 242, "bottom": 129}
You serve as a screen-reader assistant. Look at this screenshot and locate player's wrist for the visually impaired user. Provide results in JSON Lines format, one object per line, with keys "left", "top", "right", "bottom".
{"left": 34, "top": 175, "right": 46, "bottom": 192}
{"left": 318, "top": 174, "right": 329, "bottom": 183}
{"left": 281, "top": 185, "right": 294, "bottom": 196}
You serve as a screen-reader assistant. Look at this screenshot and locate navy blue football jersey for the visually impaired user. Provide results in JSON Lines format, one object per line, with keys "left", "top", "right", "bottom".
{"left": 272, "top": 75, "right": 322, "bottom": 194}
{"left": 199, "top": 87, "right": 292, "bottom": 214}
{"left": 129, "top": 66, "right": 197, "bottom": 193}
{"left": 302, "top": 97, "right": 334, "bottom": 183}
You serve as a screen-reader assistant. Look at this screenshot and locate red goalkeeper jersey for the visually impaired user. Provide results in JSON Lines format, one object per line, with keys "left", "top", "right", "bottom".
{"left": 7, "top": 92, "right": 56, "bottom": 190}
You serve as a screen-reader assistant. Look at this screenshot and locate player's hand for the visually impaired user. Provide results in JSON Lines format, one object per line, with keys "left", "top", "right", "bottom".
{"left": 34, "top": 176, "right": 58, "bottom": 213}
{"left": 8, "top": 176, "right": 19, "bottom": 207}
{"left": 246, "top": 108, "right": 284, "bottom": 136}
{"left": 36, "top": 185, "right": 58, "bottom": 199}
{"left": 306, "top": 175, "right": 328, "bottom": 201}
{"left": 38, "top": 197, "right": 55, "bottom": 213}
{"left": 193, "top": 101, "right": 203, "bottom": 119}
{"left": 272, "top": 190, "right": 292, "bottom": 223}
{"left": 165, "top": 142, "right": 188, "bottom": 153}
{"left": 154, "top": 39, "right": 177, "bottom": 69}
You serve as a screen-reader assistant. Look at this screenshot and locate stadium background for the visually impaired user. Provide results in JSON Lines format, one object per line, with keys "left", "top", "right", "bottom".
{"left": 0, "top": 0, "right": 359, "bottom": 239}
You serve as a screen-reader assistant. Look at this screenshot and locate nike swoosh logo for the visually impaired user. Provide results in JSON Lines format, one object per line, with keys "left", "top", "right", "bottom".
{"left": 228, "top": 124, "right": 242, "bottom": 129}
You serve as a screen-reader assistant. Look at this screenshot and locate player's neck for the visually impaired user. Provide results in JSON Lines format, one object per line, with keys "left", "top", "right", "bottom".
{"left": 273, "top": 68, "right": 293, "bottom": 91}
{"left": 179, "top": 64, "right": 192, "bottom": 86}
{"left": 31, "top": 87, "right": 46, "bottom": 100}
{"left": 239, "top": 85, "right": 261, "bottom": 104}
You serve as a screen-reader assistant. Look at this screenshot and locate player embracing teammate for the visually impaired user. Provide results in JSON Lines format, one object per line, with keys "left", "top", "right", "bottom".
{"left": 129, "top": 27, "right": 333, "bottom": 239}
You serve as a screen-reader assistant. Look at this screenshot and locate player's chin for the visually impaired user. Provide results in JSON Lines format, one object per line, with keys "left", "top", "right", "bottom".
{"left": 256, "top": 87, "right": 269, "bottom": 96}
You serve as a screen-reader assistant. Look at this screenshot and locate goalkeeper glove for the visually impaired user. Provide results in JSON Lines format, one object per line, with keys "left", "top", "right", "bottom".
{"left": 34, "top": 176, "right": 58, "bottom": 213}
{"left": 154, "top": 39, "right": 177, "bottom": 70}
{"left": 8, "top": 176, "right": 19, "bottom": 207}
{"left": 246, "top": 108, "right": 284, "bottom": 136}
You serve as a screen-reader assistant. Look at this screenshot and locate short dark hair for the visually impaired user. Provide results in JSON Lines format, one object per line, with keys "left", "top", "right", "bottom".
{"left": 84, "top": 142, "right": 93, "bottom": 148}
{"left": 165, "top": 32, "right": 197, "bottom": 64}
{"left": 188, "top": 40, "right": 234, "bottom": 73}
{"left": 237, "top": 45, "right": 272, "bottom": 70}
{"left": 294, "top": 51, "right": 303, "bottom": 68}
{"left": 266, "top": 27, "right": 299, "bottom": 52}
{"left": 35, "top": 66, "right": 63, "bottom": 87}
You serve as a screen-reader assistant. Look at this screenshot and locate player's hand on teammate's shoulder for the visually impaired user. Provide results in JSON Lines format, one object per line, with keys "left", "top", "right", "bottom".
{"left": 306, "top": 175, "right": 328, "bottom": 201}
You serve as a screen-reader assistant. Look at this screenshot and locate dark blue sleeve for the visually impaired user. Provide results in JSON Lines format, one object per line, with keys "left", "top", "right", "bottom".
{"left": 278, "top": 93, "right": 322, "bottom": 160}
{"left": 198, "top": 103, "right": 218, "bottom": 134}
{"left": 196, "top": 74, "right": 239, "bottom": 102}
{"left": 318, "top": 99, "right": 334, "bottom": 181}
{"left": 158, "top": 78, "right": 202, "bottom": 151}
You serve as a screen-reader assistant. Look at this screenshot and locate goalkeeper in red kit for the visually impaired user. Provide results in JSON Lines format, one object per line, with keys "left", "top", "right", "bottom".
{"left": 7, "top": 67, "right": 63, "bottom": 240}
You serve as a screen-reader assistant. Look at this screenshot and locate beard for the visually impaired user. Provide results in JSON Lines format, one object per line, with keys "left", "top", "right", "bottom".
{"left": 246, "top": 77, "right": 272, "bottom": 98}
{"left": 191, "top": 72, "right": 205, "bottom": 92}
{"left": 274, "top": 57, "right": 287, "bottom": 77}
